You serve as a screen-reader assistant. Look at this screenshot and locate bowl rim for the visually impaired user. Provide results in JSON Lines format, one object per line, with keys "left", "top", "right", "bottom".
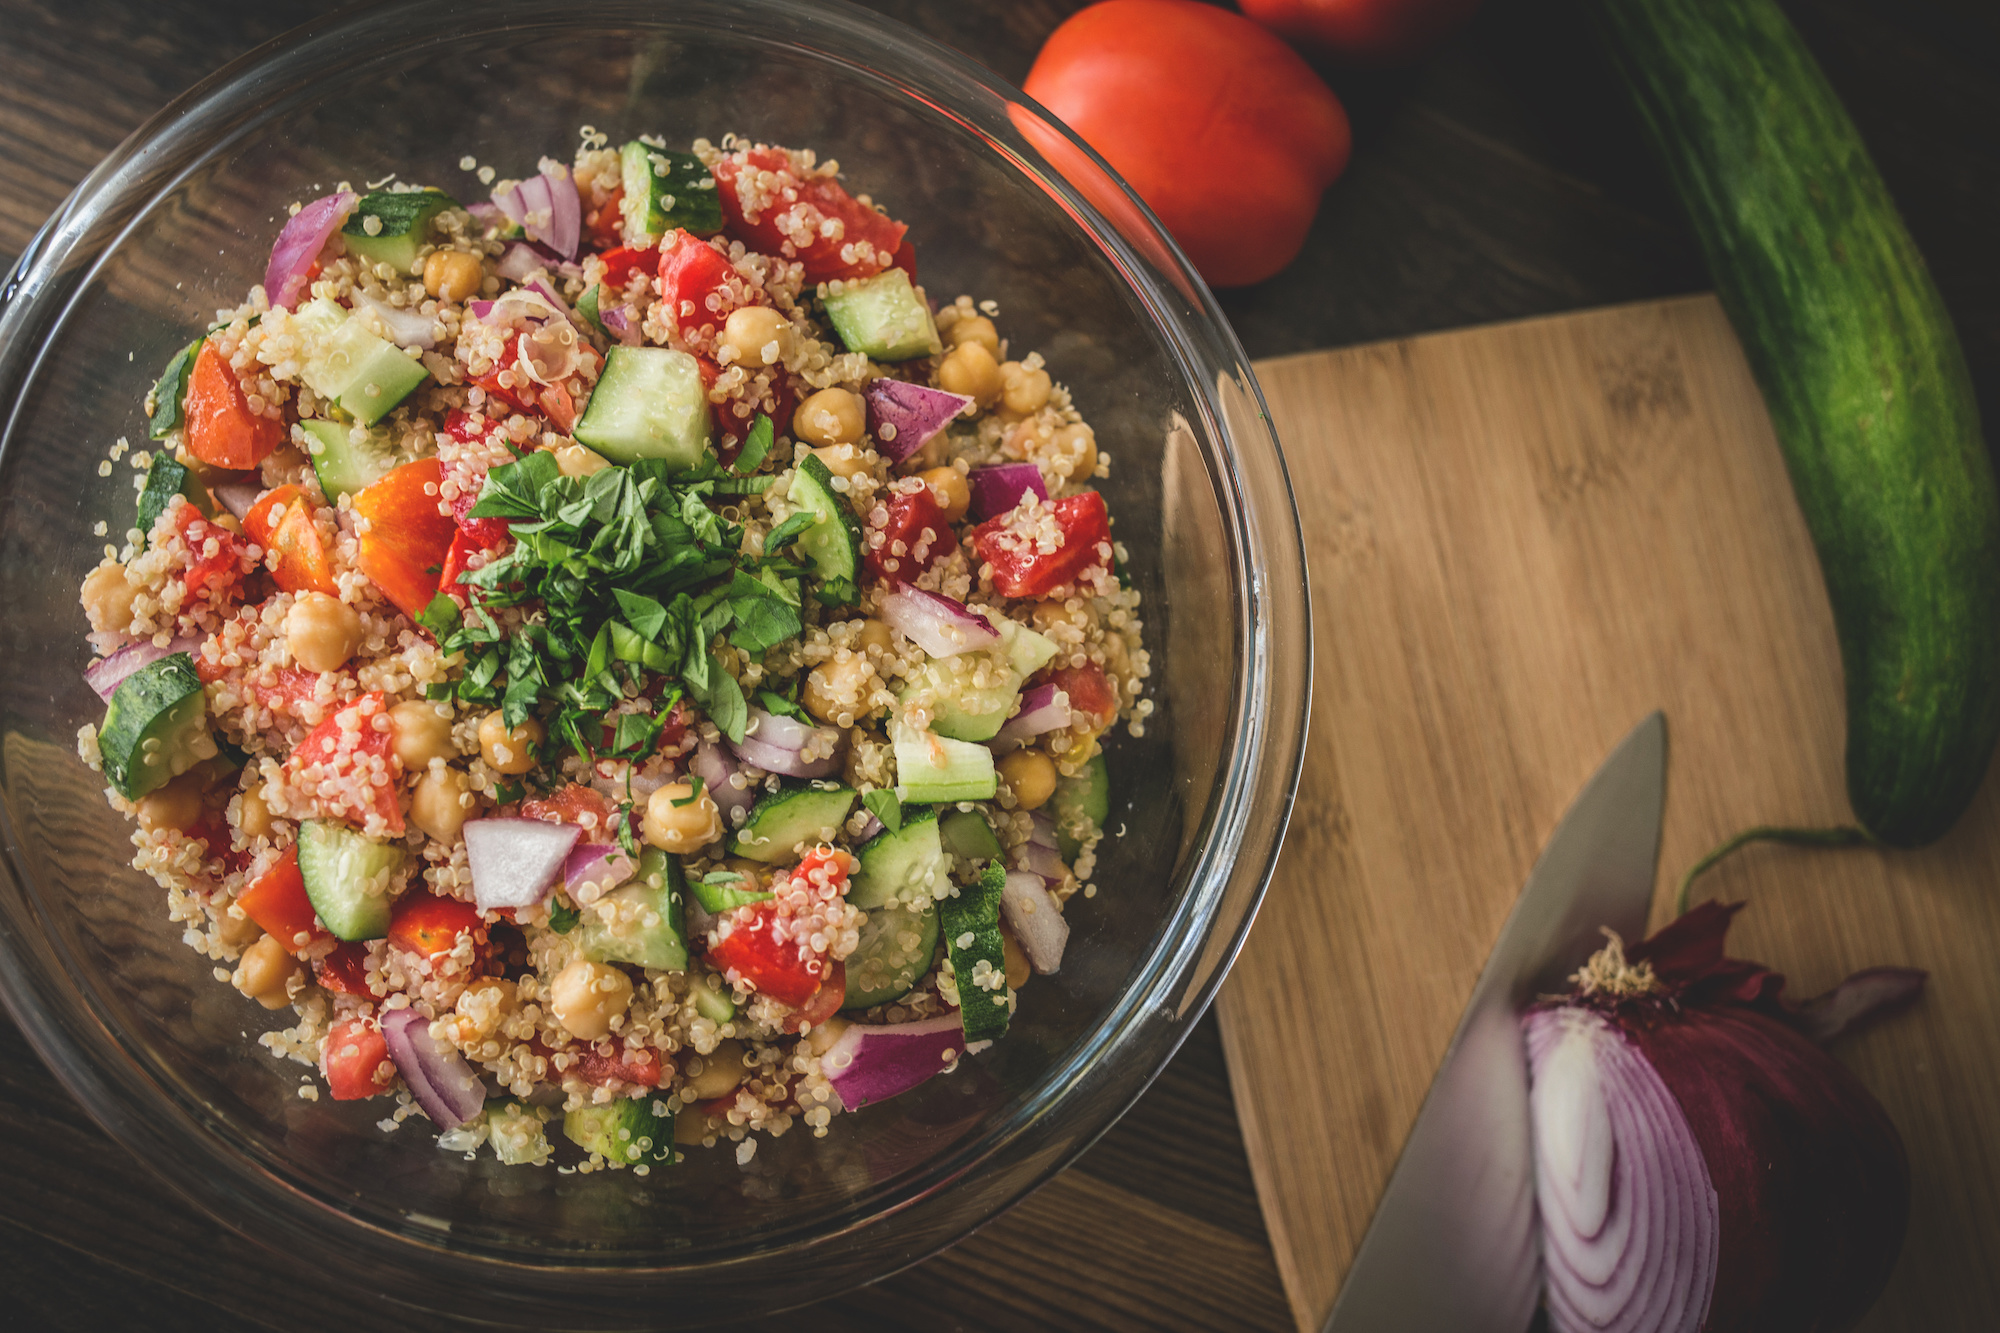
{"left": 0, "top": 0, "right": 1311, "bottom": 1316}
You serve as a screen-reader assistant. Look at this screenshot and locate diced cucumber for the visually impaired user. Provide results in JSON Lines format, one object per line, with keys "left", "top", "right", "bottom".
{"left": 619, "top": 141, "right": 722, "bottom": 243}
{"left": 938, "top": 809, "right": 1003, "bottom": 864}
{"left": 995, "top": 615, "right": 1060, "bottom": 679}
{"left": 299, "top": 418, "right": 402, "bottom": 502}
{"left": 563, "top": 1096, "right": 671, "bottom": 1167}
{"left": 98, "top": 653, "right": 210, "bottom": 800}
{"left": 942, "top": 860, "right": 1010, "bottom": 1042}
{"left": 577, "top": 848, "right": 689, "bottom": 973}
{"left": 342, "top": 190, "right": 458, "bottom": 275}
{"left": 892, "top": 722, "right": 997, "bottom": 804}
{"left": 850, "top": 810, "right": 948, "bottom": 910}
{"left": 688, "top": 866, "right": 773, "bottom": 914}
{"left": 486, "top": 1100, "right": 552, "bottom": 1166}
{"left": 147, "top": 338, "right": 203, "bottom": 440}
{"left": 1051, "top": 753, "right": 1111, "bottom": 862}
{"left": 296, "top": 818, "right": 403, "bottom": 942}
{"left": 821, "top": 269, "right": 941, "bottom": 362}
{"left": 899, "top": 615, "right": 1058, "bottom": 742}
{"left": 134, "top": 455, "right": 210, "bottom": 549}
{"left": 689, "top": 970, "right": 737, "bottom": 1024}
{"left": 842, "top": 901, "right": 941, "bottom": 1010}
{"left": 293, "top": 299, "right": 430, "bottom": 425}
{"left": 729, "top": 784, "right": 858, "bottom": 864}
{"left": 577, "top": 284, "right": 607, "bottom": 337}
{"left": 574, "top": 346, "right": 712, "bottom": 468}
{"left": 787, "top": 454, "right": 863, "bottom": 587}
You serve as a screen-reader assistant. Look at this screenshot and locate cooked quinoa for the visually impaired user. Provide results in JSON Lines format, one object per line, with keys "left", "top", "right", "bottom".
{"left": 74, "top": 131, "right": 1148, "bottom": 1171}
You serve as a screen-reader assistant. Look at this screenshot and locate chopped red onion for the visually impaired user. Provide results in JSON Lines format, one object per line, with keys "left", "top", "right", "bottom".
{"left": 564, "top": 843, "right": 636, "bottom": 899}
{"left": 969, "top": 463, "right": 1049, "bottom": 522}
{"left": 264, "top": 191, "right": 356, "bottom": 312}
{"left": 693, "top": 740, "right": 758, "bottom": 822}
{"left": 727, "top": 708, "right": 843, "bottom": 780}
{"left": 211, "top": 483, "right": 262, "bottom": 522}
{"left": 1011, "top": 836, "right": 1067, "bottom": 888}
{"left": 854, "top": 811, "right": 884, "bottom": 842}
{"left": 491, "top": 165, "right": 580, "bottom": 260}
{"left": 863, "top": 379, "right": 973, "bottom": 462}
{"left": 821, "top": 1014, "right": 967, "bottom": 1112}
{"left": 379, "top": 1008, "right": 487, "bottom": 1129}
{"left": 990, "top": 682, "right": 1071, "bottom": 749}
{"left": 466, "top": 199, "right": 504, "bottom": 230}
{"left": 494, "top": 242, "right": 545, "bottom": 284}
{"left": 599, "top": 303, "right": 641, "bottom": 347}
{"left": 999, "top": 870, "right": 1069, "bottom": 975}
{"left": 879, "top": 588, "right": 1001, "bottom": 659}
{"left": 84, "top": 636, "right": 202, "bottom": 702}
{"left": 463, "top": 817, "right": 581, "bottom": 911}
{"left": 352, "top": 290, "right": 437, "bottom": 350}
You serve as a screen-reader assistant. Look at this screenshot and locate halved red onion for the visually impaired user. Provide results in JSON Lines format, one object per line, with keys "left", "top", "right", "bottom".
{"left": 999, "top": 870, "right": 1069, "bottom": 975}
{"left": 564, "top": 843, "right": 636, "bottom": 899}
{"left": 491, "top": 166, "right": 580, "bottom": 260}
{"left": 879, "top": 588, "right": 1001, "bottom": 658}
{"left": 85, "top": 636, "right": 202, "bottom": 702}
{"left": 968, "top": 463, "right": 1048, "bottom": 522}
{"left": 728, "top": 707, "right": 843, "bottom": 780}
{"left": 463, "top": 817, "right": 581, "bottom": 911}
{"left": 379, "top": 1008, "right": 487, "bottom": 1130}
{"left": 352, "top": 290, "right": 437, "bottom": 350}
{"left": 265, "top": 191, "right": 356, "bottom": 312}
{"left": 821, "top": 1014, "right": 967, "bottom": 1112}
{"left": 862, "top": 379, "right": 973, "bottom": 463}
{"left": 693, "top": 740, "right": 758, "bottom": 823}
{"left": 990, "top": 682, "right": 1071, "bottom": 750}
{"left": 211, "top": 483, "right": 262, "bottom": 522}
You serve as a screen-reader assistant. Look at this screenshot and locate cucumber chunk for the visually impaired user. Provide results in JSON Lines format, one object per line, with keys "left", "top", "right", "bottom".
{"left": 563, "top": 1096, "right": 671, "bottom": 1166}
{"left": 842, "top": 901, "right": 941, "bottom": 1010}
{"left": 688, "top": 866, "right": 773, "bottom": 914}
{"left": 297, "top": 818, "right": 403, "bottom": 942}
{"left": 850, "top": 810, "right": 948, "bottom": 910}
{"left": 899, "top": 615, "right": 1058, "bottom": 742}
{"left": 821, "top": 269, "right": 941, "bottom": 362}
{"left": 147, "top": 338, "right": 203, "bottom": 440}
{"left": 485, "top": 1100, "right": 552, "bottom": 1166}
{"left": 618, "top": 141, "right": 721, "bottom": 243}
{"left": 788, "top": 454, "right": 863, "bottom": 587}
{"left": 574, "top": 346, "right": 712, "bottom": 468}
{"left": 1051, "top": 753, "right": 1110, "bottom": 862}
{"left": 892, "top": 722, "right": 997, "bottom": 804}
{"left": 729, "top": 784, "right": 858, "bottom": 863}
{"left": 299, "top": 418, "right": 403, "bottom": 502}
{"left": 576, "top": 848, "right": 689, "bottom": 973}
{"left": 577, "top": 284, "right": 607, "bottom": 337}
{"left": 942, "top": 860, "right": 1010, "bottom": 1042}
{"left": 938, "top": 809, "right": 1003, "bottom": 864}
{"left": 98, "top": 653, "right": 210, "bottom": 800}
{"left": 342, "top": 190, "right": 458, "bottom": 275}
{"left": 689, "top": 970, "right": 737, "bottom": 1024}
{"left": 134, "top": 455, "right": 211, "bottom": 549}
{"left": 293, "top": 299, "right": 429, "bottom": 425}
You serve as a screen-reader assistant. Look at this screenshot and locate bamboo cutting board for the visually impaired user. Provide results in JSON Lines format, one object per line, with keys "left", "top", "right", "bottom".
{"left": 1219, "top": 294, "right": 2000, "bottom": 1333}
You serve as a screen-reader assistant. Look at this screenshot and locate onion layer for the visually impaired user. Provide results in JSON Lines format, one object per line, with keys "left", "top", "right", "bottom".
{"left": 463, "top": 817, "right": 581, "bottom": 912}
{"left": 379, "top": 1008, "right": 487, "bottom": 1130}
{"left": 265, "top": 191, "right": 356, "bottom": 311}
{"left": 85, "top": 636, "right": 202, "bottom": 702}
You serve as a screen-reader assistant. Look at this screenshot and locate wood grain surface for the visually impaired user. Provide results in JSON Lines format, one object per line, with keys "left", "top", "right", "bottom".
{"left": 1220, "top": 294, "right": 2000, "bottom": 1332}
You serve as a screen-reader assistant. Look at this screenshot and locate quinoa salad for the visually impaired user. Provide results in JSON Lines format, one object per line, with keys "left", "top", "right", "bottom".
{"left": 73, "top": 131, "right": 1149, "bottom": 1171}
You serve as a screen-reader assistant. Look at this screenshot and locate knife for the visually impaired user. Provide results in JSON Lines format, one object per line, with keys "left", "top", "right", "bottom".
{"left": 1322, "top": 711, "right": 1667, "bottom": 1333}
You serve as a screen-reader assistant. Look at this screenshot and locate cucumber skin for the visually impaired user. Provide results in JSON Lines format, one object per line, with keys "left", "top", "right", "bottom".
{"left": 1593, "top": 0, "right": 2000, "bottom": 847}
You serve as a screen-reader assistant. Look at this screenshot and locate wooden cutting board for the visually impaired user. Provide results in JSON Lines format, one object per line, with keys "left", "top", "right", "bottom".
{"left": 1218, "top": 294, "right": 2000, "bottom": 1333}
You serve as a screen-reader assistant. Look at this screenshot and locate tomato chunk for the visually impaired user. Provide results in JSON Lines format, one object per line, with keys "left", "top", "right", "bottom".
{"left": 174, "top": 504, "right": 245, "bottom": 603}
{"left": 285, "top": 691, "right": 403, "bottom": 833}
{"left": 388, "top": 892, "right": 487, "bottom": 966}
{"left": 658, "top": 229, "right": 746, "bottom": 340}
{"left": 352, "top": 458, "right": 457, "bottom": 620}
{"left": 864, "top": 483, "right": 953, "bottom": 586}
{"left": 314, "top": 941, "right": 373, "bottom": 995}
{"left": 243, "top": 485, "right": 338, "bottom": 596}
{"left": 184, "top": 340, "right": 283, "bottom": 470}
{"left": 521, "top": 783, "right": 616, "bottom": 830}
{"left": 322, "top": 1016, "right": 395, "bottom": 1101}
{"left": 595, "top": 242, "right": 657, "bottom": 288}
{"left": 1043, "top": 661, "right": 1118, "bottom": 727}
{"left": 236, "top": 845, "right": 325, "bottom": 953}
{"left": 713, "top": 146, "right": 907, "bottom": 282}
{"left": 970, "top": 490, "right": 1112, "bottom": 599}
{"left": 707, "top": 901, "right": 826, "bottom": 1008}
{"left": 782, "top": 959, "right": 847, "bottom": 1034}
{"left": 577, "top": 1047, "right": 664, "bottom": 1089}
{"left": 585, "top": 184, "right": 626, "bottom": 251}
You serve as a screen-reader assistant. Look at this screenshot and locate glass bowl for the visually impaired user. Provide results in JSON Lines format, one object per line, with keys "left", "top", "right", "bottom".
{"left": 0, "top": 0, "right": 1309, "bottom": 1323}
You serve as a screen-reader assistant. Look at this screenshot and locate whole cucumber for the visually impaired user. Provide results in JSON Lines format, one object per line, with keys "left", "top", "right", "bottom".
{"left": 1592, "top": 0, "right": 2000, "bottom": 847}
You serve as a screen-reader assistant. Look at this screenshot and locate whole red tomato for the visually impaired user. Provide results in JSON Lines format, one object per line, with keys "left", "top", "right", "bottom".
{"left": 1236, "top": 0, "right": 1485, "bottom": 65}
{"left": 1024, "top": 0, "right": 1350, "bottom": 288}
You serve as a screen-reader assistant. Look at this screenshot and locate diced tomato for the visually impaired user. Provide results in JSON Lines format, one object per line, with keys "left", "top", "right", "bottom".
{"left": 314, "top": 941, "right": 373, "bottom": 995}
{"left": 1043, "top": 661, "right": 1119, "bottom": 728}
{"left": 442, "top": 409, "right": 495, "bottom": 445}
{"left": 174, "top": 505, "right": 245, "bottom": 603}
{"left": 521, "top": 783, "right": 615, "bottom": 830}
{"left": 237, "top": 849, "right": 322, "bottom": 950}
{"left": 184, "top": 340, "right": 284, "bottom": 470}
{"left": 242, "top": 484, "right": 338, "bottom": 597}
{"left": 713, "top": 146, "right": 908, "bottom": 282}
{"left": 322, "top": 1016, "right": 395, "bottom": 1101}
{"left": 706, "top": 901, "right": 826, "bottom": 1007}
{"left": 285, "top": 692, "right": 403, "bottom": 833}
{"left": 585, "top": 184, "right": 626, "bottom": 251}
{"left": 470, "top": 366, "right": 535, "bottom": 415}
{"left": 577, "top": 1047, "right": 664, "bottom": 1089}
{"left": 782, "top": 960, "right": 846, "bottom": 1033}
{"left": 864, "top": 482, "right": 953, "bottom": 586}
{"left": 438, "top": 528, "right": 484, "bottom": 608}
{"left": 388, "top": 892, "right": 487, "bottom": 966}
{"left": 352, "top": 458, "right": 458, "bottom": 620}
{"left": 186, "top": 806, "right": 251, "bottom": 876}
{"left": 890, "top": 239, "right": 918, "bottom": 281}
{"left": 970, "top": 490, "right": 1112, "bottom": 599}
{"left": 537, "top": 382, "right": 578, "bottom": 433}
{"left": 658, "top": 229, "right": 746, "bottom": 340}
{"left": 595, "top": 242, "right": 657, "bottom": 288}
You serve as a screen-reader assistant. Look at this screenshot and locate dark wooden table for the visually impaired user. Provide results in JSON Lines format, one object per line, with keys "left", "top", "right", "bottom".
{"left": 2, "top": 1, "right": 1992, "bottom": 1328}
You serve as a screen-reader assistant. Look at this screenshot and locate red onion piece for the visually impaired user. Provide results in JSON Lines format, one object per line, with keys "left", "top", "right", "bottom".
{"left": 467, "top": 299, "right": 496, "bottom": 320}
{"left": 564, "top": 843, "right": 636, "bottom": 899}
{"left": 999, "top": 871, "right": 1068, "bottom": 975}
{"left": 1787, "top": 967, "right": 1928, "bottom": 1045}
{"left": 599, "top": 303, "right": 641, "bottom": 347}
{"left": 541, "top": 166, "right": 581, "bottom": 260}
{"left": 466, "top": 199, "right": 504, "bottom": 229}
{"left": 854, "top": 811, "right": 884, "bottom": 842}
{"left": 495, "top": 241, "right": 545, "bottom": 284}
{"left": 878, "top": 588, "right": 1001, "bottom": 659}
{"left": 693, "top": 740, "right": 758, "bottom": 822}
{"left": 990, "top": 682, "right": 1071, "bottom": 750}
{"left": 1011, "top": 836, "right": 1067, "bottom": 889}
{"left": 265, "top": 191, "right": 356, "bottom": 312}
{"left": 492, "top": 167, "right": 580, "bottom": 260}
{"left": 862, "top": 379, "right": 972, "bottom": 462}
{"left": 968, "top": 463, "right": 1048, "bottom": 522}
{"left": 821, "top": 1014, "right": 967, "bottom": 1112}
{"left": 211, "top": 483, "right": 262, "bottom": 521}
{"left": 463, "top": 817, "right": 581, "bottom": 911}
{"left": 85, "top": 636, "right": 201, "bottom": 702}
{"left": 379, "top": 1008, "right": 487, "bottom": 1130}
{"left": 352, "top": 290, "right": 437, "bottom": 350}
{"left": 727, "top": 708, "right": 844, "bottom": 780}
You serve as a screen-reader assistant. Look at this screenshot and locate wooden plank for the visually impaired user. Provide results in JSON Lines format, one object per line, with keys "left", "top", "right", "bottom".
{"left": 1220, "top": 294, "right": 2000, "bottom": 1332}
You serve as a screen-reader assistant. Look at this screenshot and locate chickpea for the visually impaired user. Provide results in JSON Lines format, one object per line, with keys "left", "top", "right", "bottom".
{"left": 214, "top": 905, "right": 262, "bottom": 952}
{"left": 286, "top": 593, "right": 365, "bottom": 674}
{"left": 390, "top": 699, "right": 457, "bottom": 770}
{"left": 478, "top": 711, "right": 542, "bottom": 775}
{"left": 998, "top": 749, "right": 1059, "bottom": 811}
{"left": 899, "top": 428, "right": 951, "bottom": 474}
{"left": 793, "top": 387, "right": 866, "bottom": 449}
{"left": 643, "top": 781, "right": 722, "bottom": 853}
{"left": 945, "top": 313, "right": 1000, "bottom": 355}
{"left": 936, "top": 341, "right": 1002, "bottom": 409}
{"left": 854, "top": 618, "right": 894, "bottom": 656}
{"left": 719, "top": 306, "right": 790, "bottom": 368}
{"left": 236, "top": 784, "right": 277, "bottom": 840}
{"left": 1100, "top": 630, "right": 1130, "bottom": 676}
{"left": 684, "top": 1038, "right": 749, "bottom": 1100}
{"left": 1049, "top": 421, "right": 1098, "bottom": 480}
{"left": 136, "top": 772, "right": 205, "bottom": 834}
{"left": 802, "top": 654, "right": 877, "bottom": 726}
{"left": 549, "top": 959, "right": 632, "bottom": 1041}
{"left": 999, "top": 360, "right": 1052, "bottom": 417}
{"left": 454, "top": 976, "right": 518, "bottom": 1042}
{"left": 1001, "top": 925, "right": 1032, "bottom": 990}
{"left": 1031, "top": 597, "right": 1098, "bottom": 636}
{"left": 411, "top": 766, "right": 475, "bottom": 844}
{"left": 423, "top": 249, "right": 484, "bottom": 304}
{"left": 810, "top": 443, "right": 870, "bottom": 481}
{"left": 804, "top": 1014, "right": 850, "bottom": 1056}
{"left": 234, "top": 933, "right": 301, "bottom": 1011}
{"left": 554, "top": 443, "right": 610, "bottom": 478}
{"left": 918, "top": 466, "right": 970, "bottom": 523}
{"left": 80, "top": 563, "right": 139, "bottom": 636}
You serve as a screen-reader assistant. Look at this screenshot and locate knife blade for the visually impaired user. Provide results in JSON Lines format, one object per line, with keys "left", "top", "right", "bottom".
{"left": 1322, "top": 711, "right": 1667, "bottom": 1333}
